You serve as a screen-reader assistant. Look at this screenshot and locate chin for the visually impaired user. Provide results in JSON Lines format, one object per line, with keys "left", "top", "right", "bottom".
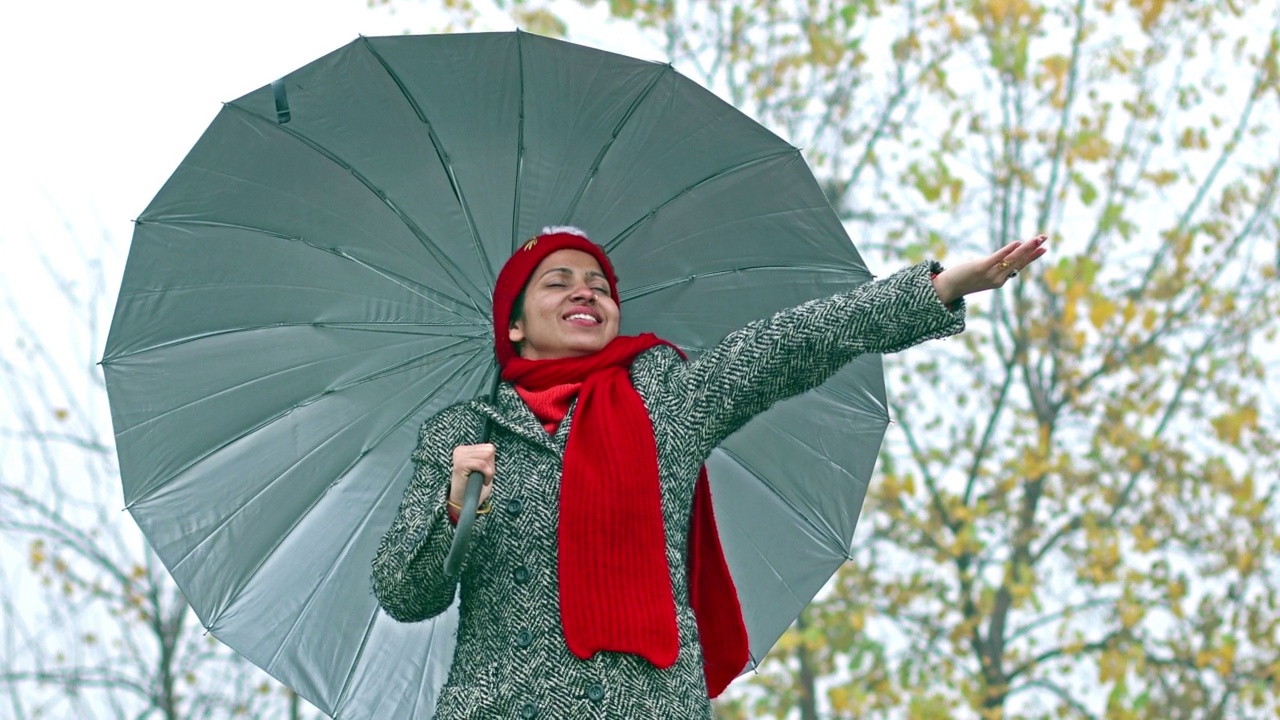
{"left": 568, "top": 343, "right": 608, "bottom": 357}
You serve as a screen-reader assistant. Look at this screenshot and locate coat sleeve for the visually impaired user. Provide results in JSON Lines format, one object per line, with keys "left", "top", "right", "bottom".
{"left": 371, "top": 412, "right": 471, "bottom": 623}
{"left": 657, "top": 260, "right": 965, "bottom": 461}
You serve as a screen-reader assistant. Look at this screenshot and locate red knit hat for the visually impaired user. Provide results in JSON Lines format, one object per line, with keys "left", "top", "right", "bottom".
{"left": 492, "top": 228, "right": 620, "bottom": 368}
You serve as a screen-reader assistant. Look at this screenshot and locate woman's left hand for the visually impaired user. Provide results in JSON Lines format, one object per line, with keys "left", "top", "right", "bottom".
{"left": 931, "top": 234, "right": 1049, "bottom": 305}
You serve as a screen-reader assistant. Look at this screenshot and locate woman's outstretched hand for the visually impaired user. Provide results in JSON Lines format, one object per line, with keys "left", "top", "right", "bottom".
{"left": 931, "top": 234, "right": 1049, "bottom": 306}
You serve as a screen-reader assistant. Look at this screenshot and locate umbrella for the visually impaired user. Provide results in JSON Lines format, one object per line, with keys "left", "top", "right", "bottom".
{"left": 102, "top": 31, "right": 887, "bottom": 719}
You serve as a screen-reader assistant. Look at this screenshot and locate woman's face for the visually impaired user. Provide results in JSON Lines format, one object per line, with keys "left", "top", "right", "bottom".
{"left": 509, "top": 249, "right": 620, "bottom": 360}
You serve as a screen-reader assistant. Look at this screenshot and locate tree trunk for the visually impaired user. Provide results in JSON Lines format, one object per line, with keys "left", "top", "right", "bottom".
{"left": 795, "top": 613, "right": 820, "bottom": 720}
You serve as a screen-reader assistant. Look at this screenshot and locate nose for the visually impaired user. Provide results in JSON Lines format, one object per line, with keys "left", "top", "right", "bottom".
{"left": 568, "top": 281, "right": 596, "bottom": 303}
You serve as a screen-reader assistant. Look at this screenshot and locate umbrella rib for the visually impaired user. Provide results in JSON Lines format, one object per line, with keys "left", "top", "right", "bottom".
{"left": 197, "top": 349, "right": 494, "bottom": 628}
{"left": 103, "top": 322, "right": 487, "bottom": 365}
{"left": 260, "top": 450, "right": 407, "bottom": 685}
{"left": 331, "top": 607, "right": 385, "bottom": 719}
{"left": 129, "top": 339, "right": 483, "bottom": 510}
{"left": 619, "top": 264, "right": 860, "bottom": 302}
{"left": 510, "top": 30, "right": 527, "bottom": 255}
{"left": 136, "top": 218, "right": 481, "bottom": 321}
{"left": 223, "top": 102, "right": 491, "bottom": 312}
{"left": 717, "top": 445, "right": 850, "bottom": 558}
{"left": 714, "top": 493, "right": 808, "bottom": 665}
{"left": 360, "top": 37, "right": 496, "bottom": 290}
{"left": 560, "top": 64, "right": 672, "bottom": 225}
{"left": 116, "top": 331, "right": 479, "bottom": 440}
{"left": 603, "top": 148, "right": 799, "bottom": 254}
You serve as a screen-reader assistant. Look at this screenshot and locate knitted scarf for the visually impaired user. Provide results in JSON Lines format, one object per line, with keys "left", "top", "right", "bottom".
{"left": 502, "top": 334, "right": 749, "bottom": 697}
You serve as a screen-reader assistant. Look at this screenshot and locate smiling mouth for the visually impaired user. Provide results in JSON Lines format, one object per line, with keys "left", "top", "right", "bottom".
{"left": 564, "top": 313, "right": 601, "bottom": 324}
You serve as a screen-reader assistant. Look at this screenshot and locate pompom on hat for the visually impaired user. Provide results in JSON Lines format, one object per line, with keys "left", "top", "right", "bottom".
{"left": 492, "top": 227, "right": 620, "bottom": 367}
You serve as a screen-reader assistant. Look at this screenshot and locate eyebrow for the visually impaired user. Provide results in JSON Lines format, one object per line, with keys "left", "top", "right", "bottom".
{"left": 540, "top": 267, "right": 608, "bottom": 281}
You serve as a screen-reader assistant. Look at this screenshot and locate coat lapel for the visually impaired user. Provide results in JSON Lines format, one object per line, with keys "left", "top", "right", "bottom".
{"left": 466, "top": 383, "right": 563, "bottom": 457}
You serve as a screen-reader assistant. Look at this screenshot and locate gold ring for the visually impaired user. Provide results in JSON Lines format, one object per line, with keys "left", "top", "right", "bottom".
{"left": 997, "top": 260, "right": 1012, "bottom": 270}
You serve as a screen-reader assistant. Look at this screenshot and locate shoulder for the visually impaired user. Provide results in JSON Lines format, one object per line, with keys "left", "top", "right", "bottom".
{"left": 630, "top": 344, "right": 684, "bottom": 382}
{"left": 627, "top": 343, "right": 688, "bottom": 410}
{"left": 411, "top": 399, "right": 489, "bottom": 466}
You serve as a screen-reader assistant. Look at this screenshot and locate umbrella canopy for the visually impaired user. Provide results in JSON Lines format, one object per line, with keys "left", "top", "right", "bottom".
{"left": 102, "top": 31, "right": 887, "bottom": 719}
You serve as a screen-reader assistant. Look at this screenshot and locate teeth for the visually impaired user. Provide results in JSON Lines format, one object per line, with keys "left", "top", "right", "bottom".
{"left": 566, "top": 314, "right": 598, "bottom": 323}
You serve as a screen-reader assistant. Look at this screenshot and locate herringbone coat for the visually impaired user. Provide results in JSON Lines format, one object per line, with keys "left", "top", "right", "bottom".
{"left": 372, "top": 261, "right": 965, "bottom": 719}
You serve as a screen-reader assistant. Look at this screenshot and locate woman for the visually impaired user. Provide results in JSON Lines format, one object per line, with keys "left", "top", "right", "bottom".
{"left": 372, "top": 227, "right": 1048, "bottom": 718}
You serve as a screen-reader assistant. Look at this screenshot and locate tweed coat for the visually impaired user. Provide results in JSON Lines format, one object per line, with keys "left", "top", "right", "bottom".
{"left": 371, "top": 260, "right": 966, "bottom": 719}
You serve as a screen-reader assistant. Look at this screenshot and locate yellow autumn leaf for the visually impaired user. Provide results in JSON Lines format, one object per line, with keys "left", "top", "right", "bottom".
{"left": 1121, "top": 299, "right": 1137, "bottom": 324}
{"left": 1073, "top": 131, "right": 1112, "bottom": 162}
{"left": 1216, "top": 642, "right": 1237, "bottom": 675}
{"left": 1236, "top": 550, "right": 1255, "bottom": 573}
{"left": 1132, "top": 525, "right": 1158, "bottom": 552}
{"left": 513, "top": 7, "right": 567, "bottom": 37}
{"left": 1042, "top": 54, "right": 1070, "bottom": 83}
{"left": 1135, "top": 0, "right": 1168, "bottom": 30}
{"left": 1119, "top": 602, "right": 1145, "bottom": 628}
{"left": 1062, "top": 299, "right": 1078, "bottom": 329}
{"left": 1090, "top": 298, "right": 1117, "bottom": 330}
{"left": 1098, "top": 647, "right": 1127, "bottom": 682}
{"left": 1042, "top": 265, "right": 1064, "bottom": 291}
{"left": 829, "top": 686, "right": 851, "bottom": 711}
{"left": 1142, "top": 308, "right": 1158, "bottom": 331}
{"left": 1212, "top": 407, "right": 1257, "bottom": 444}
{"left": 983, "top": 0, "right": 1012, "bottom": 24}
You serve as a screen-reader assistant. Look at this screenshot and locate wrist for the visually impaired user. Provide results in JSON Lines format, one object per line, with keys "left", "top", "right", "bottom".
{"left": 931, "top": 270, "right": 960, "bottom": 306}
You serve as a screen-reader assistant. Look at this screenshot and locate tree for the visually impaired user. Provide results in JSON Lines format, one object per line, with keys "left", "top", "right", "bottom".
{"left": 374, "top": 0, "right": 1280, "bottom": 716}
{"left": 0, "top": 227, "right": 318, "bottom": 719}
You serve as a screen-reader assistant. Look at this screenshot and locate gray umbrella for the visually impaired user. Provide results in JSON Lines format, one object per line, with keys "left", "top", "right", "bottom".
{"left": 102, "top": 31, "right": 886, "bottom": 719}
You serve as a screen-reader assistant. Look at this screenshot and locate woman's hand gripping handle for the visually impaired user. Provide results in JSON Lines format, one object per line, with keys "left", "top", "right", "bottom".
{"left": 443, "top": 443, "right": 495, "bottom": 577}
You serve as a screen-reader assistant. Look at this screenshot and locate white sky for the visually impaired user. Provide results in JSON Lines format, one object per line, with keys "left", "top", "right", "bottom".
{"left": 0, "top": 0, "right": 661, "bottom": 315}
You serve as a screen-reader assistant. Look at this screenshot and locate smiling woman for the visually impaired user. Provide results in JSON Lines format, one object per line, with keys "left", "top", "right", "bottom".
{"left": 507, "top": 241, "right": 621, "bottom": 360}
{"left": 371, "top": 224, "right": 1046, "bottom": 718}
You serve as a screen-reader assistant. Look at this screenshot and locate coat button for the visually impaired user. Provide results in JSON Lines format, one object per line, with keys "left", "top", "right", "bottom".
{"left": 506, "top": 498, "right": 524, "bottom": 515}
{"left": 521, "top": 703, "right": 537, "bottom": 718}
{"left": 513, "top": 565, "right": 531, "bottom": 584}
{"left": 515, "top": 630, "right": 532, "bottom": 648}
{"left": 586, "top": 683, "right": 605, "bottom": 703}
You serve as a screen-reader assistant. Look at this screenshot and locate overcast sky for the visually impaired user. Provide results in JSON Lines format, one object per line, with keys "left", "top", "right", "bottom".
{"left": 0, "top": 0, "right": 659, "bottom": 324}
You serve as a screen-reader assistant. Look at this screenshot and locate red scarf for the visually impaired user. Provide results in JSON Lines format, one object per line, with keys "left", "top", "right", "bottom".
{"left": 503, "top": 334, "right": 749, "bottom": 697}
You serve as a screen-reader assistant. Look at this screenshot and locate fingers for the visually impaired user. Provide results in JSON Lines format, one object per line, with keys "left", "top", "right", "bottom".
{"left": 992, "top": 239, "right": 1024, "bottom": 266}
{"left": 995, "top": 234, "right": 1049, "bottom": 273}
{"left": 450, "top": 443, "right": 497, "bottom": 509}
{"left": 452, "top": 443, "right": 497, "bottom": 483}
{"left": 1011, "top": 234, "right": 1048, "bottom": 269}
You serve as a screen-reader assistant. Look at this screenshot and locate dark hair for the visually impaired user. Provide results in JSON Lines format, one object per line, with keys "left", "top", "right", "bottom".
{"left": 508, "top": 289, "right": 526, "bottom": 356}
{"left": 510, "top": 290, "right": 525, "bottom": 326}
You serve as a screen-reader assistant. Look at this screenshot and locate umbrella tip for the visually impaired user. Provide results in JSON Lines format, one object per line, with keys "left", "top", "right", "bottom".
{"left": 271, "top": 79, "right": 292, "bottom": 124}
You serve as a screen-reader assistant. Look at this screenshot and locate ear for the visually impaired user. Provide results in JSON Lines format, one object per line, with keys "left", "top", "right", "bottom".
{"left": 508, "top": 319, "right": 525, "bottom": 344}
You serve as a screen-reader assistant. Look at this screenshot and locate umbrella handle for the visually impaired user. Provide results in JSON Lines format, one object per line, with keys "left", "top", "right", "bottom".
{"left": 443, "top": 469, "right": 485, "bottom": 577}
